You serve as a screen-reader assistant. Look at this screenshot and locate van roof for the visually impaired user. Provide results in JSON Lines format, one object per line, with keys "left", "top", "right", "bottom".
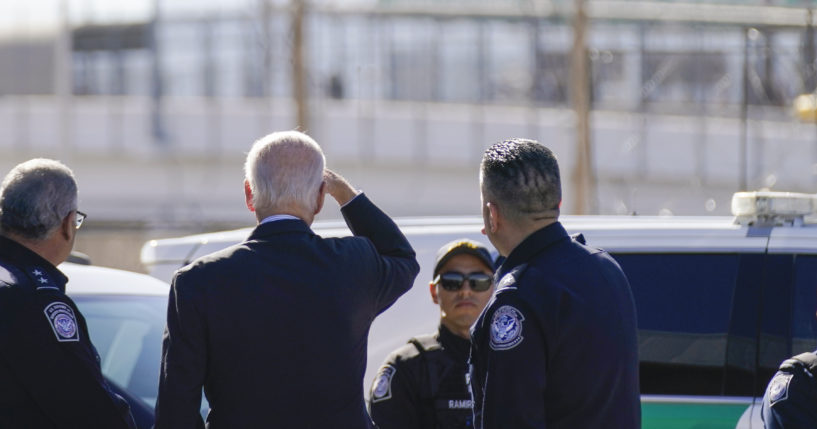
{"left": 60, "top": 262, "right": 169, "bottom": 296}
{"left": 141, "top": 214, "right": 817, "bottom": 270}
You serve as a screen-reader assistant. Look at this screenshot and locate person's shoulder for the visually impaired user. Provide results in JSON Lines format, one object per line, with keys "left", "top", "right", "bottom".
{"left": 322, "top": 234, "right": 374, "bottom": 250}
{"left": 384, "top": 333, "right": 442, "bottom": 365}
{"left": 0, "top": 263, "right": 19, "bottom": 288}
{"left": 0, "top": 264, "right": 30, "bottom": 324}
{"left": 0, "top": 262, "right": 29, "bottom": 294}
{"left": 531, "top": 232, "right": 624, "bottom": 282}
{"left": 318, "top": 235, "right": 382, "bottom": 266}
{"left": 779, "top": 351, "right": 817, "bottom": 380}
{"left": 182, "top": 241, "right": 253, "bottom": 271}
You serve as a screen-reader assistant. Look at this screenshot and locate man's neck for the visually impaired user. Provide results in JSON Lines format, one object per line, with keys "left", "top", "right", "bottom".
{"left": 1, "top": 232, "right": 63, "bottom": 267}
{"left": 255, "top": 207, "right": 313, "bottom": 225}
{"left": 441, "top": 320, "right": 471, "bottom": 340}
{"left": 501, "top": 218, "right": 557, "bottom": 257}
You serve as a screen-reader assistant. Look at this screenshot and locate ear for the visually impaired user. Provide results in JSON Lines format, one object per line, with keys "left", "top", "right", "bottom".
{"left": 244, "top": 180, "right": 255, "bottom": 212}
{"left": 487, "top": 202, "right": 500, "bottom": 234}
{"left": 429, "top": 282, "right": 439, "bottom": 304}
{"left": 60, "top": 212, "right": 73, "bottom": 240}
{"left": 314, "top": 181, "right": 326, "bottom": 215}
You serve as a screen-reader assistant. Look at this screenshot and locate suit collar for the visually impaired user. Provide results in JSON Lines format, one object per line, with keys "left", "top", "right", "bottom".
{"left": 247, "top": 218, "right": 313, "bottom": 240}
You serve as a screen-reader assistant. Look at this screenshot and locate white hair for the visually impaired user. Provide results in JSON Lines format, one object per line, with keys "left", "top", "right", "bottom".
{"left": 244, "top": 131, "right": 326, "bottom": 215}
{"left": 0, "top": 158, "right": 78, "bottom": 240}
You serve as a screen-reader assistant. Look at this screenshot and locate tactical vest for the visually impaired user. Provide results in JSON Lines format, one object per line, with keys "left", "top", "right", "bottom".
{"left": 409, "top": 334, "right": 474, "bottom": 429}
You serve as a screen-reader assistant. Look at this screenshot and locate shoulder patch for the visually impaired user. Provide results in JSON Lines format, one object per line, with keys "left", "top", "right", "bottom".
{"left": 768, "top": 372, "right": 793, "bottom": 405}
{"left": 496, "top": 263, "right": 529, "bottom": 292}
{"left": 496, "top": 272, "right": 517, "bottom": 290}
{"left": 43, "top": 302, "right": 80, "bottom": 342}
{"left": 371, "top": 365, "right": 396, "bottom": 403}
{"left": 490, "top": 305, "right": 524, "bottom": 351}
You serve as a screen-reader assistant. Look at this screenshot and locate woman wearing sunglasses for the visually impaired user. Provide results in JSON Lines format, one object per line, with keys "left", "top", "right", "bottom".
{"left": 369, "top": 239, "right": 495, "bottom": 429}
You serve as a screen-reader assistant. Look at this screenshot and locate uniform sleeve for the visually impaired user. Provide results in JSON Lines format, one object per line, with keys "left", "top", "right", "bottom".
{"left": 0, "top": 293, "right": 133, "bottom": 428}
{"left": 761, "top": 369, "right": 817, "bottom": 429}
{"left": 368, "top": 361, "right": 424, "bottom": 429}
{"left": 473, "top": 296, "right": 547, "bottom": 429}
{"left": 340, "top": 193, "right": 420, "bottom": 313}
{"left": 155, "top": 270, "right": 207, "bottom": 429}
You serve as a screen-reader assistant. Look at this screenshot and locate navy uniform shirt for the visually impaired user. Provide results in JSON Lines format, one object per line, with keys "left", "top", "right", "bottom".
{"left": 761, "top": 351, "right": 817, "bottom": 429}
{"left": 369, "top": 324, "right": 473, "bottom": 429}
{"left": 469, "top": 222, "right": 640, "bottom": 429}
{"left": 0, "top": 235, "right": 136, "bottom": 429}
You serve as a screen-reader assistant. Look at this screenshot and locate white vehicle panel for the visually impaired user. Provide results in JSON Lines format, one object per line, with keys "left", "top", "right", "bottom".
{"left": 60, "top": 262, "right": 169, "bottom": 296}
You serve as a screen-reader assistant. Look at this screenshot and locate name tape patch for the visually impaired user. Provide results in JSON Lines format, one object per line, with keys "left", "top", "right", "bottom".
{"left": 371, "top": 365, "right": 396, "bottom": 403}
{"left": 490, "top": 305, "right": 524, "bottom": 351}
{"left": 44, "top": 302, "right": 79, "bottom": 342}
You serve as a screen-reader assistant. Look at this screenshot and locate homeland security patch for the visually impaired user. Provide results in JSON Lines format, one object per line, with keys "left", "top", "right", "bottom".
{"left": 371, "top": 365, "right": 396, "bottom": 403}
{"left": 44, "top": 302, "right": 79, "bottom": 342}
{"left": 490, "top": 305, "right": 524, "bottom": 351}
{"left": 768, "top": 373, "right": 793, "bottom": 405}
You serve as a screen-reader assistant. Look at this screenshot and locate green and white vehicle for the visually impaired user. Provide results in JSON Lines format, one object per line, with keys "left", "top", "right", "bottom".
{"left": 141, "top": 191, "right": 817, "bottom": 428}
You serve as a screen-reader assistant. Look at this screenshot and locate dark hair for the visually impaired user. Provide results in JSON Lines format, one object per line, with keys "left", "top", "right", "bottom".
{"left": 480, "top": 138, "right": 561, "bottom": 221}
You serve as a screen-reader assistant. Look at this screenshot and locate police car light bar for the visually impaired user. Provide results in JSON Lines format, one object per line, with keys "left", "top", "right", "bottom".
{"left": 732, "top": 191, "right": 817, "bottom": 226}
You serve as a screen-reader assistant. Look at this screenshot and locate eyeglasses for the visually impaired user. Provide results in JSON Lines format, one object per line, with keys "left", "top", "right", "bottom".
{"left": 434, "top": 272, "right": 493, "bottom": 292}
{"left": 74, "top": 210, "right": 87, "bottom": 230}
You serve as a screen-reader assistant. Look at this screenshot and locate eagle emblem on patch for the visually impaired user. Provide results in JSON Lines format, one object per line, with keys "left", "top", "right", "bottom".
{"left": 490, "top": 305, "right": 524, "bottom": 351}
{"left": 768, "top": 373, "right": 793, "bottom": 405}
{"left": 44, "top": 302, "right": 79, "bottom": 342}
{"left": 371, "top": 365, "right": 396, "bottom": 403}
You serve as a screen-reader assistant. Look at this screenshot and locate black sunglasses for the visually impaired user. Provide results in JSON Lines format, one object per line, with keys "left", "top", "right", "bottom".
{"left": 434, "top": 272, "right": 493, "bottom": 292}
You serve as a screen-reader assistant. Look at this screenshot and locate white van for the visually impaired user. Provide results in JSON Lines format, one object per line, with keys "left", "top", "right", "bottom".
{"left": 140, "top": 191, "right": 817, "bottom": 429}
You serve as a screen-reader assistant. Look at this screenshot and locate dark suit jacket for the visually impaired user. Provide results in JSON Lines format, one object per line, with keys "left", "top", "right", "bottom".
{"left": 155, "top": 194, "right": 420, "bottom": 429}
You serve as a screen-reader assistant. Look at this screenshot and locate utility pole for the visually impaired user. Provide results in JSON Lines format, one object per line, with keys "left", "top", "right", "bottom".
{"left": 740, "top": 28, "right": 752, "bottom": 192}
{"left": 292, "top": 0, "right": 309, "bottom": 131}
{"left": 150, "top": 0, "right": 166, "bottom": 146}
{"left": 55, "top": 0, "right": 73, "bottom": 161}
{"left": 570, "top": 0, "right": 595, "bottom": 214}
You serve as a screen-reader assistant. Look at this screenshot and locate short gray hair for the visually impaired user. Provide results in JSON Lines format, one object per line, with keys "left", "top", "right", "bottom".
{"left": 0, "top": 158, "right": 78, "bottom": 240}
{"left": 244, "top": 131, "right": 326, "bottom": 215}
{"left": 480, "top": 138, "right": 561, "bottom": 222}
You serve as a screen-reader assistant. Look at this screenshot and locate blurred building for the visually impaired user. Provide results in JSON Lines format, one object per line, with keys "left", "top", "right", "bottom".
{"left": 2, "top": 0, "right": 817, "bottom": 229}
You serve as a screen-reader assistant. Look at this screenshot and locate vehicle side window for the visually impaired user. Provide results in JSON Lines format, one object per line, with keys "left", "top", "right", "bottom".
{"left": 792, "top": 256, "right": 817, "bottom": 354}
{"left": 613, "top": 253, "right": 743, "bottom": 396}
{"left": 74, "top": 296, "right": 166, "bottom": 406}
{"left": 755, "top": 254, "right": 817, "bottom": 395}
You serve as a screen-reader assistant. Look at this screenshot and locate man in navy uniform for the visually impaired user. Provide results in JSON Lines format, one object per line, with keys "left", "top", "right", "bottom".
{"left": 155, "top": 131, "right": 420, "bottom": 429}
{"left": 469, "top": 139, "right": 641, "bottom": 428}
{"left": 761, "top": 350, "right": 817, "bottom": 427}
{"left": 369, "top": 239, "right": 495, "bottom": 428}
{"left": 0, "top": 159, "right": 136, "bottom": 428}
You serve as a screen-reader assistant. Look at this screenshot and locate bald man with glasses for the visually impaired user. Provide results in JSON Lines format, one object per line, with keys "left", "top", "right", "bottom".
{"left": 369, "top": 239, "right": 495, "bottom": 429}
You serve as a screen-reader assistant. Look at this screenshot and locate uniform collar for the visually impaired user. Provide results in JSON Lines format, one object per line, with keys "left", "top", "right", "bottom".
{"left": 0, "top": 235, "right": 69, "bottom": 292}
{"left": 438, "top": 324, "right": 471, "bottom": 361}
{"left": 496, "top": 221, "right": 569, "bottom": 280}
